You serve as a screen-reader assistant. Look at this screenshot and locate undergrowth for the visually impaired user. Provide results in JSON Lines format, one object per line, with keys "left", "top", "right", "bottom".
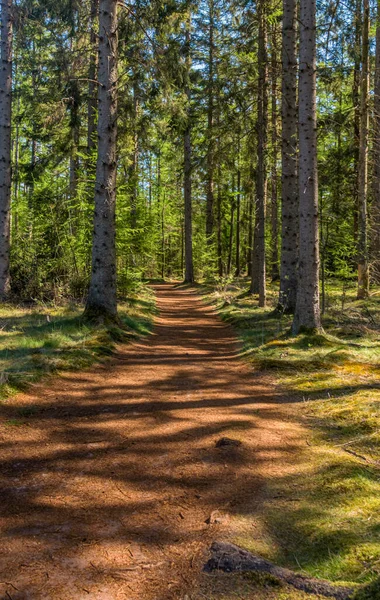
{"left": 202, "top": 278, "right": 380, "bottom": 592}
{"left": 0, "top": 286, "right": 156, "bottom": 401}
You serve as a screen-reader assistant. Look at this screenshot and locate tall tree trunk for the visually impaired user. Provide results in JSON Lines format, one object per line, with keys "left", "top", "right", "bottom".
{"left": 251, "top": 0, "right": 267, "bottom": 308}
{"left": 353, "top": 0, "right": 361, "bottom": 239}
{"left": 13, "top": 53, "right": 20, "bottom": 238}
{"left": 373, "top": 0, "right": 380, "bottom": 283}
{"left": 292, "top": 0, "right": 321, "bottom": 333}
{"left": 69, "top": 82, "right": 80, "bottom": 236}
{"left": 184, "top": 15, "right": 194, "bottom": 283}
{"left": 279, "top": 0, "right": 298, "bottom": 312}
{"left": 206, "top": 0, "right": 215, "bottom": 243}
{"left": 0, "top": 0, "right": 12, "bottom": 299}
{"left": 87, "top": 0, "right": 99, "bottom": 155}
{"left": 217, "top": 168, "right": 223, "bottom": 276}
{"left": 270, "top": 28, "right": 279, "bottom": 282}
{"left": 227, "top": 193, "right": 235, "bottom": 276}
{"left": 357, "top": 0, "right": 370, "bottom": 299}
{"left": 246, "top": 161, "right": 254, "bottom": 277}
{"left": 84, "top": 0, "right": 118, "bottom": 321}
{"left": 235, "top": 153, "right": 241, "bottom": 276}
{"left": 129, "top": 81, "right": 139, "bottom": 231}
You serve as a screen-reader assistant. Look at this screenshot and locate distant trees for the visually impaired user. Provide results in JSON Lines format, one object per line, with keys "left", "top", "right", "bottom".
{"left": 0, "top": 0, "right": 378, "bottom": 318}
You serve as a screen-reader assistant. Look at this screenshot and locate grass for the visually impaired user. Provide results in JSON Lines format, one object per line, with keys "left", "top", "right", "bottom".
{"left": 0, "top": 287, "right": 156, "bottom": 401}
{"left": 201, "top": 277, "right": 380, "bottom": 596}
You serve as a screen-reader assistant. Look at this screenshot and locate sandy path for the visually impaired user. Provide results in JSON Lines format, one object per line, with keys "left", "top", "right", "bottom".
{"left": 0, "top": 284, "right": 306, "bottom": 600}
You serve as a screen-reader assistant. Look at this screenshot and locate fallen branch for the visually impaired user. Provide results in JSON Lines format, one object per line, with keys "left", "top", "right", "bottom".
{"left": 203, "top": 542, "right": 355, "bottom": 599}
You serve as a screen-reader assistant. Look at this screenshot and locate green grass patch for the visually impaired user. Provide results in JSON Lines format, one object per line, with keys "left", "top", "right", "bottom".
{"left": 203, "top": 278, "right": 380, "bottom": 590}
{"left": 0, "top": 287, "right": 156, "bottom": 401}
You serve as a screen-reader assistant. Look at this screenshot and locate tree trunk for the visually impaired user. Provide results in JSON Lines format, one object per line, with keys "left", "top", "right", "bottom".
{"left": 279, "top": 0, "right": 298, "bottom": 312}
{"left": 0, "top": 0, "right": 12, "bottom": 299}
{"left": 206, "top": 0, "right": 215, "bottom": 243}
{"left": 217, "top": 173, "right": 223, "bottom": 277}
{"left": 292, "top": 0, "right": 321, "bottom": 333}
{"left": 270, "top": 28, "right": 279, "bottom": 282}
{"left": 246, "top": 162, "right": 254, "bottom": 277}
{"left": 353, "top": 0, "right": 361, "bottom": 240}
{"left": 235, "top": 157, "right": 241, "bottom": 276}
{"left": 227, "top": 197, "right": 235, "bottom": 276}
{"left": 373, "top": 0, "right": 380, "bottom": 283}
{"left": 184, "top": 15, "right": 194, "bottom": 283}
{"left": 250, "top": 0, "right": 267, "bottom": 308}
{"left": 129, "top": 81, "right": 139, "bottom": 231}
{"left": 87, "top": 0, "right": 99, "bottom": 155}
{"left": 84, "top": 0, "right": 119, "bottom": 322}
{"left": 357, "top": 0, "right": 370, "bottom": 299}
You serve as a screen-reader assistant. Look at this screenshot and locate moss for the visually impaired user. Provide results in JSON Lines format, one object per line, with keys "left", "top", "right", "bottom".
{"left": 0, "top": 287, "right": 155, "bottom": 401}
{"left": 353, "top": 578, "right": 380, "bottom": 599}
{"left": 202, "top": 277, "right": 380, "bottom": 589}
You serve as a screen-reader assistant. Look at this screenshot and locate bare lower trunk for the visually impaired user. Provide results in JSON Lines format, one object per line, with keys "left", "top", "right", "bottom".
{"left": 0, "top": 0, "right": 12, "bottom": 299}
{"left": 373, "top": 0, "right": 380, "bottom": 283}
{"left": 292, "top": 0, "right": 321, "bottom": 334}
{"left": 357, "top": 0, "right": 369, "bottom": 299}
{"left": 279, "top": 0, "right": 298, "bottom": 312}
{"left": 206, "top": 0, "right": 215, "bottom": 243}
{"left": 184, "top": 16, "right": 194, "bottom": 283}
{"left": 251, "top": 1, "right": 267, "bottom": 308}
{"left": 270, "top": 28, "right": 279, "bottom": 282}
{"left": 129, "top": 93, "right": 139, "bottom": 231}
{"left": 353, "top": 0, "right": 361, "bottom": 240}
{"left": 251, "top": 198, "right": 259, "bottom": 292}
{"left": 217, "top": 164, "right": 223, "bottom": 277}
{"left": 87, "top": 0, "right": 99, "bottom": 155}
{"left": 235, "top": 162, "right": 241, "bottom": 276}
{"left": 84, "top": 0, "right": 118, "bottom": 321}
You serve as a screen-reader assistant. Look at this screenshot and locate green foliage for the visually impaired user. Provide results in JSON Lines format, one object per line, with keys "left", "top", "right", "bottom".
{"left": 205, "top": 278, "right": 380, "bottom": 587}
{"left": 0, "top": 287, "right": 155, "bottom": 401}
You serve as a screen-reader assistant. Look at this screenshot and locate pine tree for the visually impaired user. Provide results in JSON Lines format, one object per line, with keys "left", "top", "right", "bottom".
{"left": 292, "top": 0, "right": 321, "bottom": 333}
{"left": 84, "top": 0, "right": 119, "bottom": 321}
{"left": 279, "top": 0, "right": 298, "bottom": 313}
{"left": 357, "top": 0, "right": 369, "bottom": 299}
{"left": 0, "top": 0, "right": 12, "bottom": 299}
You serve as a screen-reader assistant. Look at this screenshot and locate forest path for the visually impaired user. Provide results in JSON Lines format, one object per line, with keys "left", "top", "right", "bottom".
{"left": 0, "top": 284, "right": 306, "bottom": 600}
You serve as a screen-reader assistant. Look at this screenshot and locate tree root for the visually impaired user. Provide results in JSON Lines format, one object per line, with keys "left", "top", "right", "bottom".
{"left": 203, "top": 542, "right": 355, "bottom": 599}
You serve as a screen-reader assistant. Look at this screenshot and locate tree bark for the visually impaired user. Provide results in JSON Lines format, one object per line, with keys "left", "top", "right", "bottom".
{"left": 279, "top": 0, "right": 298, "bottom": 312}
{"left": 373, "top": 0, "right": 380, "bottom": 283}
{"left": 129, "top": 81, "right": 139, "bottom": 231}
{"left": 292, "top": 0, "right": 321, "bottom": 333}
{"left": 87, "top": 0, "right": 99, "bottom": 155}
{"left": 206, "top": 0, "right": 215, "bottom": 243}
{"left": 250, "top": 0, "right": 267, "bottom": 308}
{"left": 84, "top": 0, "right": 119, "bottom": 321}
{"left": 357, "top": 0, "right": 370, "bottom": 299}
{"left": 235, "top": 155, "right": 241, "bottom": 276}
{"left": 204, "top": 542, "right": 354, "bottom": 600}
{"left": 353, "top": 0, "right": 361, "bottom": 240}
{"left": 270, "top": 28, "right": 279, "bottom": 282}
{"left": 184, "top": 15, "right": 194, "bottom": 283}
{"left": 0, "top": 0, "right": 12, "bottom": 299}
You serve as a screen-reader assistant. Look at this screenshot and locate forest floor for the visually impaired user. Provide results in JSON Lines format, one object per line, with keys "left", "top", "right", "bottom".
{"left": 0, "top": 283, "right": 378, "bottom": 600}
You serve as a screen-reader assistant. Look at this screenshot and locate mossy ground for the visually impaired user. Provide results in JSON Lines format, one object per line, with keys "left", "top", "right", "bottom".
{"left": 200, "top": 278, "right": 380, "bottom": 599}
{"left": 0, "top": 287, "right": 156, "bottom": 401}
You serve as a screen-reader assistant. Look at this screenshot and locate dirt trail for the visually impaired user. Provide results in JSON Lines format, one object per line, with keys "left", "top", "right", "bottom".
{"left": 0, "top": 284, "right": 306, "bottom": 600}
